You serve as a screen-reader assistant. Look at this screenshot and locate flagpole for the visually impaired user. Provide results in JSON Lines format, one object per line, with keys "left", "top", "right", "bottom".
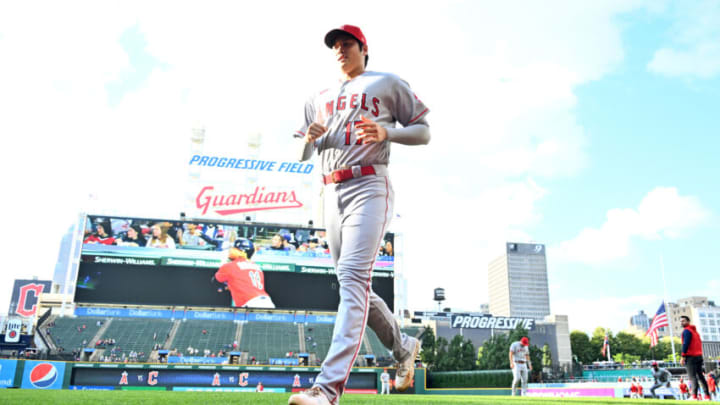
{"left": 660, "top": 255, "right": 677, "bottom": 363}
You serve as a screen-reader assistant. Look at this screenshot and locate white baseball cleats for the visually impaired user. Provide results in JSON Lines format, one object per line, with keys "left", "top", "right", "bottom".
{"left": 288, "top": 386, "right": 331, "bottom": 405}
{"left": 394, "top": 338, "right": 420, "bottom": 392}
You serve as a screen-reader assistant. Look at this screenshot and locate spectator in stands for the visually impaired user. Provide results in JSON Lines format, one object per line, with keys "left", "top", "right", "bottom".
{"left": 83, "top": 221, "right": 115, "bottom": 245}
{"left": 380, "top": 240, "right": 393, "bottom": 256}
{"left": 182, "top": 223, "right": 205, "bottom": 247}
{"left": 167, "top": 221, "right": 184, "bottom": 245}
{"left": 115, "top": 225, "right": 147, "bottom": 247}
{"left": 147, "top": 223, "right": 176, "bottom": 249}
{"left": 282, "top": 233, "right": 297, "bottom": 250}
{"left": 269, "top": 234, "right": 288, "bottom": 251}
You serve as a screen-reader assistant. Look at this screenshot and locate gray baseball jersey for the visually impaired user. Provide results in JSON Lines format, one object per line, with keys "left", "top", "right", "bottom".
{"left": 293, "top": 70, "right": 428, "bottom": 405}
{"left": 294, "top": 71, "right": 429, "bottom": 173}
{"left": 510, "top": 341, "right": 529, "bottom": 362}
{"left": 652, "top": 368, "right": 671, "bottom": 383}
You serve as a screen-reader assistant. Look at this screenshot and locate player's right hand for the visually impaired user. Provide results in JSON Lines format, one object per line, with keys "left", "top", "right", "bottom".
{"left": 305, "top": 122, "right": 327, "bottom": 144}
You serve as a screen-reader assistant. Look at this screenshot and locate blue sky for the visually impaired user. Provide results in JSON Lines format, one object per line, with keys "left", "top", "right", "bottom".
{"left": 0, "top": 1, "right": 718, "bottom": 334}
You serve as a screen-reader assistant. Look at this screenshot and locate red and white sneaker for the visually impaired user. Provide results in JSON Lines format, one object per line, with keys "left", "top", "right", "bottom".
{"left": 704, "top": 394, "right": 712, "bottom": 400}
{"left": 288, "top": 386, "right": 331, "bottom": 405}
{"left": 690, "top": 394, "right": 698, "bottom": 400}
{"left": 395, "top": 338, "right": 420, "bottom": 392}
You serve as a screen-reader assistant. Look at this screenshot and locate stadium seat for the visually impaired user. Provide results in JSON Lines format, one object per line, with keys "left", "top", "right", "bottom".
{"left": 98, "top": 319, "right": 174, "bottom": 362}
{"left": 240, "top": 322, "right": 299, "bottom": 363}
{"left": 46, "top": 317, "right": 105, "bottom": 353}
{"left": 171, "top": 320, "right": 238, "bottom": 357}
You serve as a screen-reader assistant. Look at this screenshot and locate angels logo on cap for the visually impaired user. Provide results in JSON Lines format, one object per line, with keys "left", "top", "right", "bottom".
{"left": 29, "top": 363, "right": 58, "bottom": 388}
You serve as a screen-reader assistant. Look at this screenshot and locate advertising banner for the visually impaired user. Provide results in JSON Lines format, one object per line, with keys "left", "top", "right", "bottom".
{"left": 450, "top": 314, "right": 535, "bottom": 330}
{"left": 71, "top": 367, "right": 376, "bottom": 390}
{"left": 4, "top": 317, "right": 22, "bottom": 343}
{"left": 0, "top": 359, "right": 18, "bottom": 388}
{"left": 7, "top": 279, "right": 52, "bottom": 317}
{"left": 21, "top": 361, "right": 66, "bottom": 390}
{"left": 167, "top": 356, "right": 228, "bottom": 365}
{"left": 185, "top": 152, "right": 318, "bottom": 225}
{"left": 526, "top": 387, "right": 616, "bottom": 398}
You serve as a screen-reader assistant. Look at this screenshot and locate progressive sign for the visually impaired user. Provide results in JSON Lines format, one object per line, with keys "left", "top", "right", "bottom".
{"left": 450, "top": 314, "right": 535, "bottom": 330}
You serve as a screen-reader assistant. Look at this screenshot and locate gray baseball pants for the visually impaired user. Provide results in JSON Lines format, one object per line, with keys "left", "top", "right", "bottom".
{"left": 313, "top": 171, "right": 416, "bottom": 404}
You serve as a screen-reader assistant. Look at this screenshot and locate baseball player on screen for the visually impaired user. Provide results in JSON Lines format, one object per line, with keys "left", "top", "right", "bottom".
{"left": 213, "top": 238, "right": 275, "bottom": 309}
{"left": 288, "top": 25, "right": 430, "bottom": 405}
{"left": 509, "top": 336, "right": 531, "bottom": 396}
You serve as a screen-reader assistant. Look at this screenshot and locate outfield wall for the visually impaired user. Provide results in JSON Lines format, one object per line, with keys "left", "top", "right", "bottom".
{"left": 0, "top": 360, "right": 513, "bottom": 395}
{"left": 527, "top": 382, "right": 679, "bottom": 400}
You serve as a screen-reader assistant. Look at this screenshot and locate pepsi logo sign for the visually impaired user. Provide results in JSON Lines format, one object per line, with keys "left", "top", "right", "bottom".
{"left": 29, "top": 363, "right": 58, "bottom": 388}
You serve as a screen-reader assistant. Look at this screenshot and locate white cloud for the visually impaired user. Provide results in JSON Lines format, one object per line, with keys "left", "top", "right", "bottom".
{"left": 647, "top": 0, "right": 720, "bottom": 78}
{"left": 555, "top": 294, "right": 661, "bottom": 334}
{"left": 551, "top": 187, "right": 710, "bottom": 264}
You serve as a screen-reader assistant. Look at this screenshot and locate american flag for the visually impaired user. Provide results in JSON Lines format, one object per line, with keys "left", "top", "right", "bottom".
{"left": 601, "top": 333, "right": 609, "bottom": 357}
{"left": 646, "top": 302, "right": 670, "bottom": 347}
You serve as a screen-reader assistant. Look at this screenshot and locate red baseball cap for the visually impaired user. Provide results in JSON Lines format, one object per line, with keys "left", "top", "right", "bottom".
{"left": 520, "top": 337, "right": 529, "bottom": 346}
{"left": 324, "top": 25, "right": 367, "bottom": 48}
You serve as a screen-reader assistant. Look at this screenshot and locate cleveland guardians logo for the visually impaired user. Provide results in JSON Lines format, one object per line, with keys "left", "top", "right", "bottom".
{"left": 29, "top": 363, "right": 58, "bottom": 388}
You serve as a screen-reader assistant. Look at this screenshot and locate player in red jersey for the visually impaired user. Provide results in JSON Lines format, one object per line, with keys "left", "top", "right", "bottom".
{"left": 213, "top": 238, "right": 275, "bottom": 308}
{"left": 678, "top": 377, "right": 689, "bottom": 400}
{"left": 629, "top": 378, "right": 639, "bottom": 399}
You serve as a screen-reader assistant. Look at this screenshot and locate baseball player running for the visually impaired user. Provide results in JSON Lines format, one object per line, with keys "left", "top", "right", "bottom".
{"left": 288, "top": 24, "right": 430, "bottom": 405}
{"left": 509, "top": 337, "right": 531, "bottom": 396}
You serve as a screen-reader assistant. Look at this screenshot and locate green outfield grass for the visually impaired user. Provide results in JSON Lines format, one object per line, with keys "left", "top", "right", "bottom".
{"left": 0, "top": 391, "right": 685, "bottom": 405}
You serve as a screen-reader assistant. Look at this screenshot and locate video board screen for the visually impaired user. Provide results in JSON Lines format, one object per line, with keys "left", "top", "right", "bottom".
{"left": 75, "top": 215, "right": 394, "bottom": 311}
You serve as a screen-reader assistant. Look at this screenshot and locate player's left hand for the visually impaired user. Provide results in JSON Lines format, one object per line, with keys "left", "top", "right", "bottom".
{"left": 356, "top": 115, "right": 387, "bottom": 144}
